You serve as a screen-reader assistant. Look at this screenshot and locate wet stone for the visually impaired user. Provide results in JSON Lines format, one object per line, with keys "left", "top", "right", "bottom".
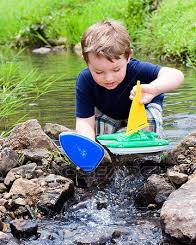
{"left": 37, "top": 185, "right": 74, "bottom": 215}
{"left": 0, "top": 231, "right": 17, "bottom": 245}
{"left": 96, "top": 200, "right": 108, "bottom": 210}
{"left": 0, "top": 183, "right": 7, "bottom": 193}
{"left": 10, "top": 219, "right": 38, "bottom": 239}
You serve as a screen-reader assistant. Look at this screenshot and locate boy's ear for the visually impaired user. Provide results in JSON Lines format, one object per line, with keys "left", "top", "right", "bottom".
{"left": 127, "top": 48, "right": 133, "bottom": 63}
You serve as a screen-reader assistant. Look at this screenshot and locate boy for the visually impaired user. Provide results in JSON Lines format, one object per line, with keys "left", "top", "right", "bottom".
{"left": 75, "top": 20, "right": 184, "bottom": 141}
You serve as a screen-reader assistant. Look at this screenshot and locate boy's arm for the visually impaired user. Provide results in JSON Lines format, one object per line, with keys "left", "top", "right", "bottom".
{"left": 76, "top": 116, "right": 96, "bottom": 141}
{"left": 130, "top": 67, "right": 184, "bottom": 104}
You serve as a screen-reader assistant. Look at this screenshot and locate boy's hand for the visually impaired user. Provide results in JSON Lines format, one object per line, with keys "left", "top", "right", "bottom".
{"left": 129, "top": 83, "right": 159, "bottom": 104}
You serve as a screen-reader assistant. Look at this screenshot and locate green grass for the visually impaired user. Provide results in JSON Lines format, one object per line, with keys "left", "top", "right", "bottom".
{"left": 0, "top": 0, "right": 66, "bottom": 44}
{"left": 45, "top": 0, "right": 130, "bottom": 46}
{"left": 138, "top": 0, "right": 196, "bottom": 66}
{"left": 0, "top": 0, "right": 195, "bottom": 63}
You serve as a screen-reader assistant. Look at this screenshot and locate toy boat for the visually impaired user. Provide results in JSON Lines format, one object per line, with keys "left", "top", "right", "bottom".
{"left": 96, "top": 80, "right": 169, "bottom": 155}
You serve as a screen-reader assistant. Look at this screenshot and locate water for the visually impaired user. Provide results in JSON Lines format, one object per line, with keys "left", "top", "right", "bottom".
{"left": 1, "top": 50, "right": 196, "bottom": 244}
{"left": 22, "top": 166, "right": 164, "bottom": 245}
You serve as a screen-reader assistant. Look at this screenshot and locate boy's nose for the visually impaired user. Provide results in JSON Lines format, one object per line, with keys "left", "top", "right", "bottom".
{"left": 105, "top": 73, "right": 113, "bottom": 82}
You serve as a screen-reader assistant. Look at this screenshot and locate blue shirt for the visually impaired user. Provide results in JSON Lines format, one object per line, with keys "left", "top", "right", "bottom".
{"left": 76, "top": 58, "right": 164, "bottom": 120}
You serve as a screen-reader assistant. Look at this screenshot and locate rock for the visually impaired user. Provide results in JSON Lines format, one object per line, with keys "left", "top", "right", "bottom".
{"left": 52, "top": 45, "right": 65, "bottom": 52}
{"left": 43, "top": 123, "right": 71, "bottom": 140}
{"left": 167, "top": 170, "right": 188, "bottom": 185}
{"left": 0, "top": 137, "right": 4, "bottom": 150}
{"left": 165, "top": 131, "right": 196, "bottom": 165}
{"left": 10, "top": 219, "right": 38, "bottom": 239}
{"left": 0, "top": 206, "right": 6, "bottom": 214}
{"left": 73, "top": 43, "right": 82, "bottom": 56}
{"left": 96, "top": 200, "right": 108, "bottom": 210}
{"left": 171, "top": 163, "right": 190, "bottom": 174}
{"left": 0, "top": 231, "right": 17, "bottom": 245}
{"left": 9, "top": 178, "right": 41, "bottom": 197}
{"left": 161, "top": 176, "right": 196, "bottom": 244}
{"left": 32, "top": 47, "right": 51, "bottom": 54}
{"left": 0, "top": 183, "right": 7, "bottom": 193}
{"left": 36, "top": 174, "right": 74, "bottom": 214}
{"left": 75, "top": 228, "right": 114, "bottom": 245}
{"left": 0, "top": 148, "right": 18, "bottom": 176}
{"left": 0, "top": 219, "right": 3, "bottom": 231}
{"left": 3, "top": 119, "right": 58, "bottom": 152}
{"left": 18, "top": 148, "right": 49, "bottom": 162}
{"left": 135, "top": 174, "right": 174, "bottom": 207}
{"left": 13, "top": 198, "right": 26, "bottom": 206}
{"left": 4, "top": 162, "right": 37, "bottom": 186}
{"left": 48, "top": 37, "right": 67, "bottom": 46}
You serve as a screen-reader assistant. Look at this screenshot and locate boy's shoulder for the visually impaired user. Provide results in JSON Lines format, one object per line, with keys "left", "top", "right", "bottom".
{"left": 78, "top": 67, "right": 92, "bottom": 79}
{"left": 76, "top": 67, "right": 95, "bottom": 89}
{"left": 128, "top": 58, "right": 161, "bottom": 77}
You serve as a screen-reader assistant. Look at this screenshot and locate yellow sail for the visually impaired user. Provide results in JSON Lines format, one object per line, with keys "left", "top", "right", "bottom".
{"left": 125, "top": 80, "right": 149, "bottom": 136}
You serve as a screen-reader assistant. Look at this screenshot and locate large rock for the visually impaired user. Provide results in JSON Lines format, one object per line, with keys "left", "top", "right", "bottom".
{"left": 36, "top": 174, "right": 74, "bottom": 214}
{"left": 166, "top": 131, "right": 196, "bottom": 165}
{"left": 161, "top": 176, "right": 196, "bottom": 244}
{"left": 3, "top": 119, "right": 57, "bottom": 152}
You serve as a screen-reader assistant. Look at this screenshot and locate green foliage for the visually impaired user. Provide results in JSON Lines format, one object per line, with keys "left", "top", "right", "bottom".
{"left": 124, "top": 0, "right": 152, "bottom": 41}
{"left": 0, "top": 0, "right": 195, "bottom": 64}
{"left": 0, "top": 0, "right": 66, "bottom": 44}
{"left": 47, "top": 0, "right": 129, "bottom": 46}
{"left": 138, "top": 0, "right": 196, "bottom": 66}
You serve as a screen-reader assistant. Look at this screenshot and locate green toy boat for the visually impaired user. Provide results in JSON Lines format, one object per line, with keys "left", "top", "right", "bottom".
{"left": 96, "top": 131, "right": 169, "bottom": 154}
{"left": 96, "top": 131, "right": 159, "bottom": 145}
{"left": 96, "top": 81, "right": 169, "bottom": 155}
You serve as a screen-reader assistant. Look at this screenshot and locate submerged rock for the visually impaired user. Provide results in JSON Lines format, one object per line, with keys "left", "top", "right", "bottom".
{"left": 0, "top": 231, "right": 17, "bottom": 245}
{"left": 10, "top": 219, "right": 38, "bottom": 239}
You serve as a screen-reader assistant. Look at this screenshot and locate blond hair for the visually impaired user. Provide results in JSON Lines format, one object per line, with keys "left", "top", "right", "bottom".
{"left": 81, "top": 19, "right": 131, "bottom": 63}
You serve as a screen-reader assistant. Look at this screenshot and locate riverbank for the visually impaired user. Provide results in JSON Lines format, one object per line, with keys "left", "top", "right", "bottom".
{"left": 0, "top": 0, "right": 195, "bottom": 66}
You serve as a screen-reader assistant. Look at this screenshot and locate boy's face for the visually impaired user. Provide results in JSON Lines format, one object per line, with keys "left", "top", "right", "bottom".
{"left": 88, "top": 53, "right": 130, "bottom": 90}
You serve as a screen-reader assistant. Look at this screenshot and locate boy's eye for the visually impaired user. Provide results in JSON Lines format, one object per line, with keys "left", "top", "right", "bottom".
{"left": 95, "top": 71, "right": 103, "bottom": 74}
{"left": 113, "top": 68, "right": 120, "bottom": 72}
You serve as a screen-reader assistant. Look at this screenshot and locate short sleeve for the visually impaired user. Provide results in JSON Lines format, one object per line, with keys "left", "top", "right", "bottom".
{"left": 136, "top": 61, "right": 161, "bottom": 84}
{"left": 75, "top": 69, "right": 95, "bottom": 118}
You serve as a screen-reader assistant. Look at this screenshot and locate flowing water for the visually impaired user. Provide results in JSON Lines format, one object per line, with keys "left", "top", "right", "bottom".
{"left": 1, "top": 50, "right": 196, "bottom": 244}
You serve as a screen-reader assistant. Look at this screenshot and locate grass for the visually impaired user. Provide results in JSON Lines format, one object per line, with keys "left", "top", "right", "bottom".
{"left": 137, "top": 0, "right": 196, "bottom": 66}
